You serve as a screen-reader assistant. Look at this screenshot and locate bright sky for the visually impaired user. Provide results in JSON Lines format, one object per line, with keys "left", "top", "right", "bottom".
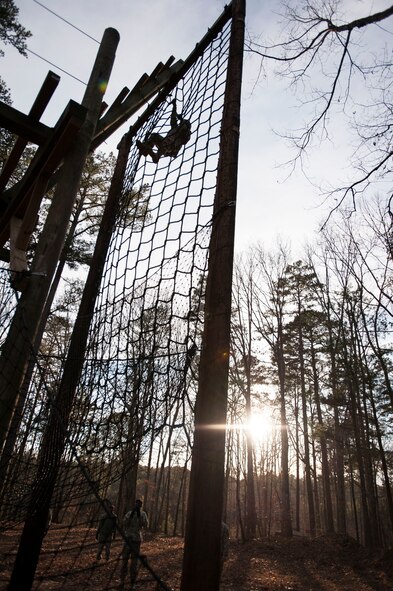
{"left": 1, "top": 0, "right": 391, "bottom": 254}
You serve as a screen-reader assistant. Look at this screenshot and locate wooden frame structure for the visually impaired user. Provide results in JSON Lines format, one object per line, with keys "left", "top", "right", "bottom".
{"left": 0, "top": 55, "right": 184, "bottom": 277}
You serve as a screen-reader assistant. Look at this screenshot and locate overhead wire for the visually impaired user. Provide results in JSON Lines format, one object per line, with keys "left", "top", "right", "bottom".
{"left": 26, "top": 48, "right": 87, "bottom": 86}
{"left": 28, "top": 0, "right": 101, "bottom": 85}
{"left": 32, "top": 0, "right": 100, "bottom": 44}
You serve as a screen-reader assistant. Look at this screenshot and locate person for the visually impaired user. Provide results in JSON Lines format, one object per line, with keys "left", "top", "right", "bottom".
{"left": 220, "top": 521, "right": 229, "bottom": 574}
{"left": 136, "top": 99, "right": 191, "bottom": 163}
{"left": 120, "top": 499, "right": 149, "bottom": 588}
{"left": 95, "top": 499, "right": 117, "bottom": 561}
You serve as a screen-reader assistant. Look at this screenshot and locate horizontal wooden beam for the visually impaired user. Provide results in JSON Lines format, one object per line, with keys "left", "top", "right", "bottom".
{"left": 0, "top": 100, "right": 87, "bottom": 249}
{"left": 0, "top": 102, "right": 51, "bottom": 146}
{"left": 0, "top": 71, "right": 60, "bottom": 194}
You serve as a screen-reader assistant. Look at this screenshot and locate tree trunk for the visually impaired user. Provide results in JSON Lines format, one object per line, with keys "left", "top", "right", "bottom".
{"left": 298, "top": 321, "right": 316, "bottom": 538}
{"left": 245, "top": 365, "right": 257, "bottom": 539}
{"left": 311, "top": 439, "right": 322, "bottom": 534}
{"left": 325, "top": 296, "right": 347, "bottom": 535}
{"left": 173, "top": 459, "right": 189, "bottom": 536}
{"left": 276, "top": 334, "right": 293, "bottom": 537}
{"left": 310, "top": 336, "right": 334, "bottom": 533}
{"left": 342, "top": 331, "right": 373, "bottom": 547}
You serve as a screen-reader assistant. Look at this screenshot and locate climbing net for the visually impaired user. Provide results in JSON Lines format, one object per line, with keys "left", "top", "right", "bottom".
{"left": 0, "top": 7, "right": 233, "bottom": 591}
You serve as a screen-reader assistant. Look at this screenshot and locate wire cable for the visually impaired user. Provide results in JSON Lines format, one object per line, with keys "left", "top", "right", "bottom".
{"left": 26, "top": 48, "right": 87, "bottom": 85}
{"left": 32, "top": 0, "right": 100, "bottom": 44}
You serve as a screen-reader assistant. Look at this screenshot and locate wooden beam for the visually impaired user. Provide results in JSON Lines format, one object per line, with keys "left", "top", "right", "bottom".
{"left": 0, "top": 102, "right": 51, "bottom": 146}
{"left": 26, "top": 71, "right": 60, "bottom": 120}
{"left": 0, "top": 71, "right": 60, "bottom": 194}
{"left": 0, "top": 100, "right": 87, "bottom": 249}
{"left": 15, "top": 175, "right": 49, "bottom": 251}
{"left": 91, "top": 57, "right": 183, "bottom": 150}
{"left": 102, "top": 86, "right": 130, "bottom": 115}
{"left": 10, "top": 216, "right": 27, "bottom": 273}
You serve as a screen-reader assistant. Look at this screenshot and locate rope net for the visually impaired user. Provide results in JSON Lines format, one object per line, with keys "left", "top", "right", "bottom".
{"left": 0, "top": 10, "right": 233, "bottom": 590}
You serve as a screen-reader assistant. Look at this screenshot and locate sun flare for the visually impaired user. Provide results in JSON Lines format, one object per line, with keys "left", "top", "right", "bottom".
{"left": 246, "top": 409, "right": 276, "bottom": 443}
{"left": 227, "top": 406, "right": 277, "bottom": 444}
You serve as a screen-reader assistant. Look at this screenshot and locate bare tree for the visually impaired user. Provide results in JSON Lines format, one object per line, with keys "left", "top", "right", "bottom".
{"left": 251, "top": 242, "right": 293, "bottom": 537}
{"left": 310, "top": 202, "right": 392, "bottom": 546}
{"left": 247, "top": 1, "right": 393, "bottom": 223}
{"left": 231, "top": 256, "right": 260, "bottom": 539}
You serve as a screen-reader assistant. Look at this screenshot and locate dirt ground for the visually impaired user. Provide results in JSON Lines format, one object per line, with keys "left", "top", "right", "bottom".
{"left": 149, "top": 534, "right": 393, "bottom": 591}
{"left": 1, "top": 529, "right": 392, "bottom": 590}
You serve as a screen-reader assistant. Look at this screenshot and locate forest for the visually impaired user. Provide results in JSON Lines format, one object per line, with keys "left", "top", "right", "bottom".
{"left": 1, "top": 186, "right": 391, "bottom": 547}
{"left": 0, "top": 186, "right": 392, "bottom": 591}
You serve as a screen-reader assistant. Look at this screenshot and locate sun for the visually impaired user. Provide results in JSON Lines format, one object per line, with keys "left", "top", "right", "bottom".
{"left": 225, "top": 405, "right": 278, "bottom": 443}
{"left": 246, "top": 407, "right": 276, "bottom": 444}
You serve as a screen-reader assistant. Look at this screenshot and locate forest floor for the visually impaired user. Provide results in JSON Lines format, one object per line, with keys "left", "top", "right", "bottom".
{"left": 1, "top": 528, "right": 393, "bottom": 590}
{"left": 145, "top": 533, "right": 393, "bottom": 591}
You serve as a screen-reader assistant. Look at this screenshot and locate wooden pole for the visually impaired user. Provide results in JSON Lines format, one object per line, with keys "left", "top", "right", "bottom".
{"left": 0, "top": 27, "right": 119, "bottom": 457}
{"left": 6, "top": 129, "right": 131, "bottom": 591}
{"left": 180, "top": 1, "right": 245, "bottom": 590}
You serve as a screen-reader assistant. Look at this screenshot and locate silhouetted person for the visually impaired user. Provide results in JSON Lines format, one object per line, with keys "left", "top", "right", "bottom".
{"left": 137, "top": 100, "right": 191, "bottom": 163}
{"left": 120, "top": 499, "right": 148, "bottom": 588}
{"left": 96, "top": 499, "right": 117, "bottom": 561}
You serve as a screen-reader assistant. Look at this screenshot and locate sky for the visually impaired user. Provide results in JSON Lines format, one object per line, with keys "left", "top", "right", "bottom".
{"left": 1, "top": 0, "right": 392, "bottom": 255}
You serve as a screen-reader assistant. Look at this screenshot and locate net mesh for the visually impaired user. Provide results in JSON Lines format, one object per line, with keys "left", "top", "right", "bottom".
{"left": 0, "top": 11, "right": 232, "bottom": 590}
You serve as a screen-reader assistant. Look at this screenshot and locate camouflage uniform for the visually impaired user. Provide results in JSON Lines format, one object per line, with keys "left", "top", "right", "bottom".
{"left": 96, "top": 502, "right": 117, "bottom": 560}
{"left": 120, "top": 501, "right": 149, "bottom": 587}
{"left": 137, "top": 101, "right": 191, "bottom": 163}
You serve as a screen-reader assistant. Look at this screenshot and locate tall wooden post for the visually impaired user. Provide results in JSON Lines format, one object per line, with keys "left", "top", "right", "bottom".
{"left": 6, "top": 130, "right": 132, "bottom": 591}
{"left": 180, "top": 1, "right": 245, "bottom": 590}
{"left": 0, "top": 28, "right": 119, "bottom": 456}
